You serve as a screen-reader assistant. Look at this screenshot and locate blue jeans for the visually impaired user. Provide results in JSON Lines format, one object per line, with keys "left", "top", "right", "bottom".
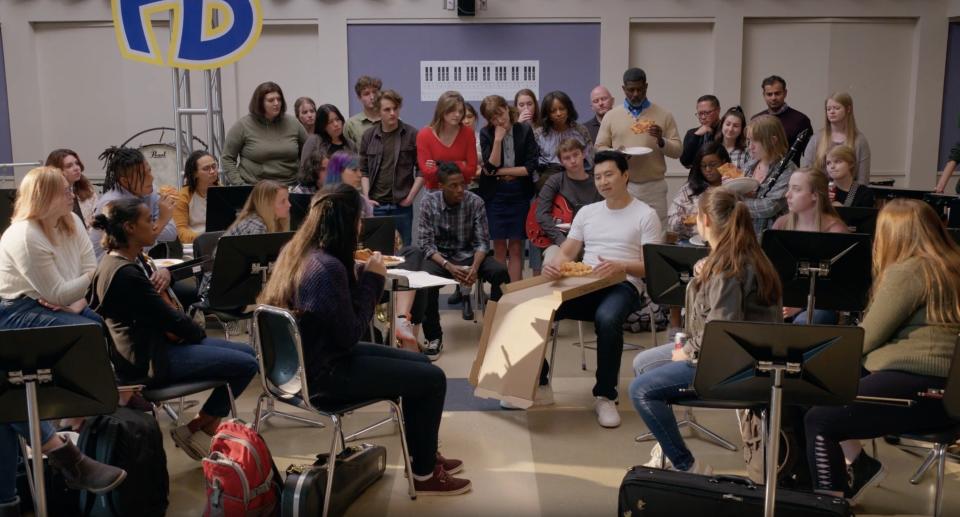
{"left": 0, "top": 297, "right": 98, "bottom": 504}
{"left": 373, "top": 204, "right": 413, "bottom": 246}
{"left": 629, "top": 343, "right": 698, "bottom": 470}
{"left": 554, "top": 281, "right": 641, "bottom": 400}
{"left": 792, "top": 309, "right": 838, "bottom": 325}
{"left": 1, "top": 422, "right": 57, "bottom": 503}
{"left": 162, "top": 338, "right": 258, "bottom": 417}
{"left": 0, "top": 296, "right": 103, "bottom": 329}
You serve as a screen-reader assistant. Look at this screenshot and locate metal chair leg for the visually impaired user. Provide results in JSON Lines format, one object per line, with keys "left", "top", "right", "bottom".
{"left": 547, "top": 320, "right": 560, "bottom": 386}
{"left": 935, "top": 443, "right": 946, "bottom": 517}
{"left": 577, "top": 321, "right": 587, "bottom": 371}
{"left": 634, "top": 407, "right": 737, "bottom": 451}
{"left": 257, "top": 396, "right": 327, "bottom": 430}
{"left": 321, "top": 416, "right": 341, "bottom": 517}
{"left": 909, "top": 449, "right": 937, "bottom": 484}
{"left": 388, "top": 400, "right": 417, "bottom": 499}
{"left": 226, "top": 385, "right": 237, "bottom": 419}
{"left": 253, "top": 393, "right": 267, "bottom": 433}
{"left": 343, "top": 415, "right": 395, "bottom": 442}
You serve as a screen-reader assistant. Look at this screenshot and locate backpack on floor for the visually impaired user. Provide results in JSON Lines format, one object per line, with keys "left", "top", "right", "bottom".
{"left": 77, "top": 407, "right": 169, "bottom": 517}
{"left": 203, "top": 419, "right": 282, "bottom": 517}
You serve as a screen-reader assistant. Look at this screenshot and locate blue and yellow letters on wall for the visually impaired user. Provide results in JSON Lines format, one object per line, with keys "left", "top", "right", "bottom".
{"left": 112, "top": 0, "right": 263, "bottom": 70}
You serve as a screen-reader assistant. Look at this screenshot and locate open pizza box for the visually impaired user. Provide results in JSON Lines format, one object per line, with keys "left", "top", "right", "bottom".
{"left": 468, "top": 271, "right": 626, "bottom": 408}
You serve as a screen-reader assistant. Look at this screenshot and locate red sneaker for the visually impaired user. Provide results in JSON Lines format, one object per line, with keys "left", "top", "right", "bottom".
{"left": 436, "top": 451, "right": 463, "bottom": 475}
{"left": 413, "top": 464, "right": 472, "bottom": 496}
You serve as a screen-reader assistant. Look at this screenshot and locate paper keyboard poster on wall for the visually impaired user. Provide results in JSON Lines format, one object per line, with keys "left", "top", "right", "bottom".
{"left": 420, "top": 60, "right": 539, "bottom": 101}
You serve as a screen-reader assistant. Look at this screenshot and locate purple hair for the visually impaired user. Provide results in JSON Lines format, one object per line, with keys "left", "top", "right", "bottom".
{"left": 325, "top": 150, "right": 359, "bottom": 185}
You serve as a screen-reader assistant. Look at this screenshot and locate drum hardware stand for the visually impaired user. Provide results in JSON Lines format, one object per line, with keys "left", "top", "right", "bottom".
{"left": 171, "top": 10, "right": 225, "bottom": 186}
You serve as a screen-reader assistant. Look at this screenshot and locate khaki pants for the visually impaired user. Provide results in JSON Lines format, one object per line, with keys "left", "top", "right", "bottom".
{"left": 627, "top": 179, "right": 668, "bottom": 233}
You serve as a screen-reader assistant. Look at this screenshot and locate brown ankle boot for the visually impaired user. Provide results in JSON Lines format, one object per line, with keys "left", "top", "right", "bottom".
{"left": 47, "top": 440, "right": 127, "bottom": 494}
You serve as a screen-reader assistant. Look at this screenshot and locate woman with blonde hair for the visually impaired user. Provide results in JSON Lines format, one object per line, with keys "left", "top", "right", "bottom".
{"left": 743, "top": 115, "right": 795, "bottom": 235}
{"left": 826, "top": 145, "right": 875, "bottom": 208}
{"left": 417, "top": 90, "right": 478, "bottom": 190}
{"left": 773, "top": 168, "right": 847, "bottom": 324}
{"left": 804, "top": 199, "right": 960, "bottom": 503}
{"left": 45, "top": 148, "right": 98, "bottom": 228}
{"left": 197, "top": 180, "right": 291, "bottom": 302}
{"left": 801, "top": 92, "right": 871, "bottom": 182}
{"left": 631, "top": 187, "right": 782, "bottom": 473}
{"left": 0, "top": 166, "right": 101, "bottom": 327}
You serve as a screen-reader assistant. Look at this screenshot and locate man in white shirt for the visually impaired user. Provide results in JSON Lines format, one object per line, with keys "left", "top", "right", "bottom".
{"left": 543, "top": 150, "right": 662, "bottom": 428}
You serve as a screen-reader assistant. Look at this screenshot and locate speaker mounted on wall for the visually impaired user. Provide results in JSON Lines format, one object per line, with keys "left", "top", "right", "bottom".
{"left": 457, "top": 0, "right": 476, "bottom": 16}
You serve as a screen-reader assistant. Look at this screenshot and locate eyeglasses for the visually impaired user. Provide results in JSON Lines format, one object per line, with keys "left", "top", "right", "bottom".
{"left": 63, "top": 186, "right": 75, "bottom": 196}
{"left": 696, "top": 108, "right": 718, "bottom": 118}
{"left": 701, "top": 161, "right": 724, "bottom": 170}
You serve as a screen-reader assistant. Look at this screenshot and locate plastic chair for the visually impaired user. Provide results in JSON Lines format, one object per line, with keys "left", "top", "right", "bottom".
{"left": 251, "top": 305, "right": 416, "bottom": 517}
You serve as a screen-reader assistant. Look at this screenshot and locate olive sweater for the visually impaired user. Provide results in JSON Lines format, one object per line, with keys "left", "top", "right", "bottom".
{"left": 222, "top": 114, "right": 307, "bottom": 186}
{"left": 861, "top": 257, "right": 959, "bottom": 378}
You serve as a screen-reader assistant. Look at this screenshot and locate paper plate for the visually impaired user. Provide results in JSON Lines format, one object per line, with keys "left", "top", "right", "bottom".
{"left": 689, "top": 235, "right": 708, "bottom": 247}
{"left": 153, "top": 258, "right": 184, "bottom": 268}
{"left": 723, "top": 177, "right": 760, "bottom": 195}
{"left": 621, "top": 146, "right": 653, "bottom": 156}
{"left": 555, "top": 223, "right": 571, "bottom": 230}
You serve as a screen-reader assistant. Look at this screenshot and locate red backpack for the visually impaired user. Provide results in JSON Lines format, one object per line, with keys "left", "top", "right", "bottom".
{"left": 203, "top": 419, "right": 282, "bottom": 517}
{"left": 526, "top": 194, "right": 574, "bottom": 248}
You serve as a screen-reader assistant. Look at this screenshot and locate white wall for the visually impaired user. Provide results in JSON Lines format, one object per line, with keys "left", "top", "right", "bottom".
{"left": 0, "top": 0, "right": 951, "bottom": 201}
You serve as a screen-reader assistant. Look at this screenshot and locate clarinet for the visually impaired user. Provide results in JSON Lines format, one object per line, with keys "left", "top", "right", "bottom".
{"left": 757, "top": 128, "right": 812, "bottom": 197}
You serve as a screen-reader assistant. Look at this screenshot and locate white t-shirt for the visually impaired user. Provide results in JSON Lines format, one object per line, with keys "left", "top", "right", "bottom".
{"left": 568, "top": 197, "right": 663, "bottom": 294}
{"left": 188, "top": 193, "right": 207, "bottom": 235}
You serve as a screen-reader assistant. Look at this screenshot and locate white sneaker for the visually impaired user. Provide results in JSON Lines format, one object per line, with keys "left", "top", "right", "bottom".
{"left": 643, "top": 443, "right": 673, "bottom": 469}
{"left": 394, "top": 316, "right": 417, "bottom": 347}
{"left": 679, "top": 458, "right": 714, "bottom": 476}
{"left": 499, "top": 386, "right": 555, "bottom": 410}
{"left": 594, "top": 396, "right": 621, "bottom": 428}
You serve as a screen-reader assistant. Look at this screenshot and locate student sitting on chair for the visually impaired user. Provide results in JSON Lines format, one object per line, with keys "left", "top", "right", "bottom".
{"left": 197, "top": 180, "right": 291, "bottom": 304}
{"left": 412, "top": 161, "right": 510, "bottom": 360}
{"left": 0, "top": 167, "right": 128, "bottom": 511}
{"left": 535, "top": 151, "right": 662, "bottom": 427}
{"left": 826, "top": 145, "right": 875, "bottom": 208}
{"left": 0, "top": 166, "right": 102, "bottom": 328}
{"left": 535, "top": 138, "right": 602, "bottom": 264}
{"left": 630, "top": 187, "right": 782, "bottom": 473}
{"left": 804, "top": 199, "right": 960, "bottom": 504}
{"left": 772, "top": 168, "right": 848, "bottom": 325}
{"left": 172, "top": 150, "right": 220, "bottom": 244}
{"left": 89, "top": 198, "right": 258, "bottom": 461}
{"left": 258, "top": 183, "right": 471, "bottom": 495}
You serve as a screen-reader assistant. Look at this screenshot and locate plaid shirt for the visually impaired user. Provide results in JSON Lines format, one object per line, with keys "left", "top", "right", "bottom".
{"left": 417, "top": 190, "right": 490, "bottom": 263}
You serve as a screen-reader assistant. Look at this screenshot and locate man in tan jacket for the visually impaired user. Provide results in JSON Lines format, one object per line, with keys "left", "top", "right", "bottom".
{"left": 596, "top": 67, "right": 681, "bottom": 230}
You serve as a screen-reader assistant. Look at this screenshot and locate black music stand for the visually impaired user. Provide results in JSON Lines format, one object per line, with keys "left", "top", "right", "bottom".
{"left": 642, "top": 243, "right": 710, "bottom": 307}
{"left": 835, "top": 206, "right": 878, "bottom": 234}
{"left": 0, "top": 324, "right": 118, "bottom": 517}
{"left": 0, "top": 189, "right": 15, "bottom": 235}
{"left": 868, "top": 185, "right": 928, "bottom": 204}
{"left": 207, "top": 232, "right": 295, "bottom": 308}
{"left": 949, "top": 228, "right": 960, "bottom": 246}
{"left": 360, "top": 216, "right": 398, "bottom": 254}
{"left": 694, "top": 321, "right": 864, "bottom": 517}
{"left": 761, "top": 230, "right": 872, "bottom": 320}
{"left": 948, "top": 197, "right": 960, "bottom": 229}
{"left": 205, "top": 186, "right": 253, "bottom": 232}
{"left": 288, "top": 192, "right": 313, "bottom": 230}
{"left": 923, "top": 193, "right": 957, "bottom": 221}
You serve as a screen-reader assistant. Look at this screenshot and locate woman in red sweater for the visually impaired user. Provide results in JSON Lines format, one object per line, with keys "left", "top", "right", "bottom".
{"left": 417, "top": 91, "right": 477, "bottom": 190}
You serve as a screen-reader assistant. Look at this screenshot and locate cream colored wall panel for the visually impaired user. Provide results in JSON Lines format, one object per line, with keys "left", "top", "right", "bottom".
{"left": 232, "top": 24, "right": 320, "bottom": 121}
{"left": 741, "top": 20, "right": 829, "bottom": 125}
{"left": 33, "top": 23, "right": 172, "bottom": 178}
{"left": 629, "top": 21, "right": 715, "bottom": 179}
{"left": 826, "top": 20, "right": 915, "bottom": 177}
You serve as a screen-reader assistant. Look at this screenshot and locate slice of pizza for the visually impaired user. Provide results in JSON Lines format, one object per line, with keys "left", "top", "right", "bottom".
{"left": 718, "top": 163, "right": 743, "bottom": 180}
{"left": 631, "top": 118, "right": 655, "bottom": 135}
{"left": 559, "top": 261, "right": 594, "bottom": 277}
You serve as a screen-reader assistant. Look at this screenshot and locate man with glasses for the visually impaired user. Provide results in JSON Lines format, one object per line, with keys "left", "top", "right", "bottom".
{"left": 679, "top": 95, "right": 721, "bottom": 168}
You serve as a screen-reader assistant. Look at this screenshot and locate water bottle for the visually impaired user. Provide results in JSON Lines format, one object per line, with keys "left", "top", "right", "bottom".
{"left": 674, "top": 332, "right": 688, "bottom": 351}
